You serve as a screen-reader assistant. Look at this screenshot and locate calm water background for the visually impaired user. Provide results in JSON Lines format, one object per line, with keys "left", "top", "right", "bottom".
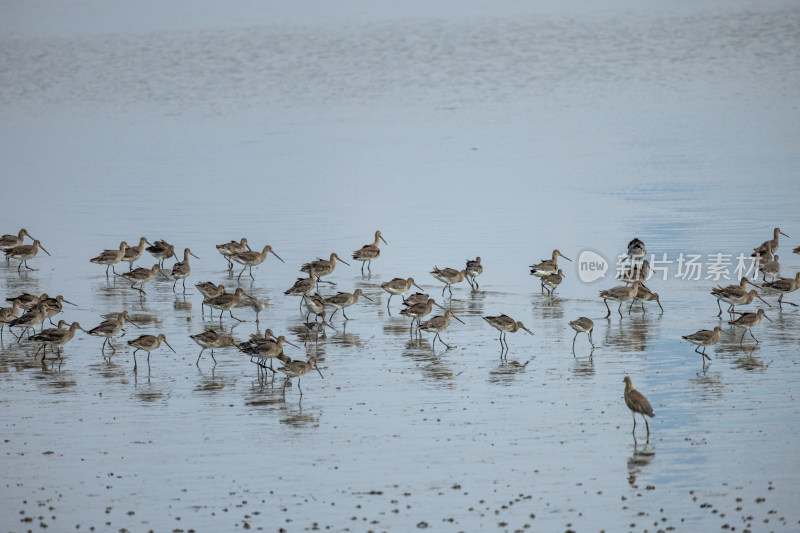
{"left": 1, "top": 1, "right": 799, "bottom": 531}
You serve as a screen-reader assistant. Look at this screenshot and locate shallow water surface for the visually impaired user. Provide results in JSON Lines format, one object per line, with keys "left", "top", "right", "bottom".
{"left": 1, "top": 1, "right": 800, "bottom": 531}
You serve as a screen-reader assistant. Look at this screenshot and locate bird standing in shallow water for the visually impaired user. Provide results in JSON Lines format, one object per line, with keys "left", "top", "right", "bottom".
{"left": 682, "top": 326, "right": 724, "bottom": 366}
{"left": 7, "top": 240, "right": 50, "bottom": 272}
{"left": 121, "top": 237, "right": 150, "bottom": 271}
{"left": 465, "top": 257, "right": 483, "bottom": 289}
{"left": 568, "top": 317, "right": 594, "bottom": 353}
{"left": 216, "top": 238, "right": 251, "bottom": 271}
{"left": 352, "top": 230, "right": 387, "bottom": 274}
{"left": 0, "top": 228, "right": 36, "bottom": 258}
{"left": 483, "top": 314, "right": 533, "bottom": 356}
{"left": 190, "top": 329, "right": 236, "bottom": 365}
{"left": 623, "top": 376, "right": 655, "bottom": 437}
{"left": 762, "top": 272, "right": 800, "bottom": 309}
{"left": 171, "top": 248, "right": 199, "bottom": 293}
{"left": 419, "top": 309, "right": 464, "bottom": 350}
{"left": 128, "top": 333, "right": 175, "bottom": 372}
{"left": 430, "top": 267, "right": 471, "bottom": 296}
{"left": 277, "top": 357, "right": 323, "bottom": 397}
{"left": 231, "top": 245, "right": 284, "bottom": 281}
{"left": 90, "top": 241, "right": 127, "bottom": 278}
{"left": 381, "top": 277, "right": 423, "bottom": 311}
{"left": 728, "top": 308, "right": 770, "bottom": 346}
{"left": 146, "top": 239, "right": 176, "bottom": 268}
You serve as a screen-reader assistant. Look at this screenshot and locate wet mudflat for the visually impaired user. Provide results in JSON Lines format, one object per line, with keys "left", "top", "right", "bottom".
{"left": 1, "top": 1, "right": 800, "bottom": 531}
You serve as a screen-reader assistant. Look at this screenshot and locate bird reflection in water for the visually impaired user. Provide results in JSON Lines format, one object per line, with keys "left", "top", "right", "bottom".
{"left": 627, "top": 439, "right": 655, "bottom": 486}
{"left": 488, "top": 359, "right": 530, "bottom": 385}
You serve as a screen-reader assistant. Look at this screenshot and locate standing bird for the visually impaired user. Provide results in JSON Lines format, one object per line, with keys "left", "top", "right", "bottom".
{"left": 8, "top": 302, "right": 50, "bottom": 340}
{"left": 0, "top": 299, "right": 22, "bottom": 341}
{"left": 381, "top": 277, "right": 424, "bottom": 311}
{"left": 146, "top": 239, "right": 176, "bottom": 267}
{"left": 196, "top": 282, "right": 225, "bottom": 315}
{"left": 682, "top": 326, "right": 724, "bottom": 364}
{"left": 118, "top": 264, "right": 165, "bottom": 295}
{"left": 170, "top": 248, "right": 199, "bottom": 293}
{"left": 710, "top": 277, "right": 759, "bottom": 316}
{"left": 121, "top": 237, "right": 151, "bottom": 271}
{"left": 40, "top": 295, "right": 77, "bottom": 325}
{"left": 399, "top": 298, "right": 444, "bottom": 333}
{"left": 600, "top": 281, "right": 642, "bottom": 318}
{"left": 728, "top": 308, "right": 771, "bottom": 346}
{"left": 285, "top": 271, "right": 318, "bottom": 312}
{"left": 627, "top": 238, "right": 647, "bottom": 261}
{"left": 301, "top": 253, "right": 350, "bottom": 283}
{"left": 430, "top": 267, "right": 472, "bottom": 296}
{"left": 758, "top": 254, "right": 780, "bottom": 282}
{"left": 29, "top": 321, "right": 86, "bottom": 362}
{"left": 762, "top": 272, "right": 800, "bottom": 309}
{"left": 541, "top": 269, "right": 564, "bottom": 297}
{"left": 244, "top": 335, "right": 298, "bottom": 372}
{"left": 623, "top": 376, "right": 655, "bottom": 437}
{"left": 0, "top": 228, "right": 36, "bottom": 257}
{"left": 87, "top": 311, "right": 139, "bottom": 354}
{"left": 465, "top": 257, "right": 483, "bottom": 289}
{"left": 352, "top": 230, "right": 387, "bottom": 274}
{"left": 568, "top": 317, "right": 595, "bottom": 353}
{"left": 277, "top": 357, "right": 323, "bottom": 397}
{"left": 530, "top": 249, "right": 571, "bottom": 292}
{"left": 90, "top": 241, "right": 128, "bottom": 279}
{"left": 204, "top": 287, "right": 253, "bottom": 322}
{"left": 6, "top": 239, "right": 50, "bottom": 272}
{"left": 419, "top": 309, "right": 464, "bottom": 350}
{"left": 302, "top": 292, "right": 327, "bottom": 322}
{"left": 713, "top": 288, "right": 769, "bottom": 317}
{"left": 216, "top": 238, "right": 251, "bottom": 271}
{"left": 324, "top": 289, "right": 373, "bottom": 321}
{"left": 128, "top": 333, "right": 175, "bottom": 372}
{"left": 231, "top": 244, "right": 284, "bottom": 281}
{"left": 190, "top": 329, "right": 236, "bottom": 365}
{"left": 752, "top": 227, "right": 789, "bottom": 257}
{"left": 483, "top": 314, "right": 533, "bottom": 355}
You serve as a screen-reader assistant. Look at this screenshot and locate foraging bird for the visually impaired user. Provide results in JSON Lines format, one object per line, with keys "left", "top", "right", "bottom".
{"left": 710, "top": 277, "right": 759, "bottom": 316}
{"left": 121, "top": 237, "right": 151, "bottom": 270}
{"left": 146, "top": 239, "right": 176, "bottom": 267}
{"left": 285, "top": 271, "right": 318, "bottom": 312}
{"left": 204, "top": 288, "right": 253, "bottom": 322}
{"left": 399, "top": 298, "right": 444, "bottom": 333}
{"left": 323, "top": 289, "right": 373, "bottom": 321}
{"left": 483, "top": 314, "right": 533, "bottom": 355}
{"left": 682, "top": 326, "right": 724, "bottom": 363}
{"left": 713, "top": 288, "right": 769, "bottom": 317}
{"left": 29, "top": 321, "right": 86, "bottom": 361}
{"left": 302, "top": 293, "right": 326, "bottom": 322}
{"left": 90, "top": 241, "right": 128, "bottom": 278}
{"left": 6, "top": 239, "right": 50, "bottom": 272}
{"left": 419, "top": 309, "right": 464, "bottom": 350}
{"left": 629, "top": 284, "right": 663, "bottom": 314}
{"left": 623, "top": 376, "right": 655, "bottom": 437}
{"left": 600, "top": 281, "right": 641, "bottom": 318}
{"left": 728, "top": 308, "right": 770, "bottom": 346}
{"left": 381, "top": 277, "right": 424, "bottom": 311}
{"left": 216, "top": 238, "right": 251, "bottom": 270}
{"left": 118, "top": 264, "right": 165, "bottom": 295}
{"left": 231, "top": 244, "right": 284, "bottom": 281}
{"left": 243, "top": 335, "right": 298, "bottom": 372}
{"left": 170, "top": 248, "right": 199, "bottom": 293}
{"left": 352, "top": 230, "right": 387, "bottom": 274}
{"left": 277, "top": 357, "right": 323, "bottom": 397}
{"left": 762, "top": 272, "right": 800, "bottom": 309}
{"left": 568, "top": 317, "right": 595, "bottom": 353}
{"left": 87, "top": 311, "right": 139, "bottom": 354}
{"left": 127, "top": 333, "right": 175, "bottom": 371}
{"left": 465, "top": 257, "right": 483, "bottom": 289}
{"left": 190, "top": 329, "right": 236, "bottom": 365}
{"left": 430, "top": 267, "right": 471, "bottom": 296}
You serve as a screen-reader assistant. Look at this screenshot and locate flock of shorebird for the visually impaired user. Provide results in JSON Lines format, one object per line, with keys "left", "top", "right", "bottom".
{"left": 1, "top": 226, "right": 798, "bottom": 429}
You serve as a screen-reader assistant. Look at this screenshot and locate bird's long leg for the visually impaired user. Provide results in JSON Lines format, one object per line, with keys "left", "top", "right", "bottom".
{"left": 572, "top": 331, "right": 578, "bottom": 355}
{"left": 604, "top": 299, "right": 611, "bottom": 319}
{"left": 196, "top": 348, "right": 204, "bottom": 365}
{"left": 716, "top": 299, "right": 723, "bottom": 317}
{"left": 749, "top": 328, "right": 759, "bottom": 344}
{"left": 617, "top": 301, "right": 623, "bottom": 317}
{"left": 588, "top": 330, "right": 594, "bottom": 347}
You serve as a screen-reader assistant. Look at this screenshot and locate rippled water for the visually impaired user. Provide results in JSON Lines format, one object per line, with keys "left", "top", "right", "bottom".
{"left": 2, "top": 1, "right": 800, "bottom": 531}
